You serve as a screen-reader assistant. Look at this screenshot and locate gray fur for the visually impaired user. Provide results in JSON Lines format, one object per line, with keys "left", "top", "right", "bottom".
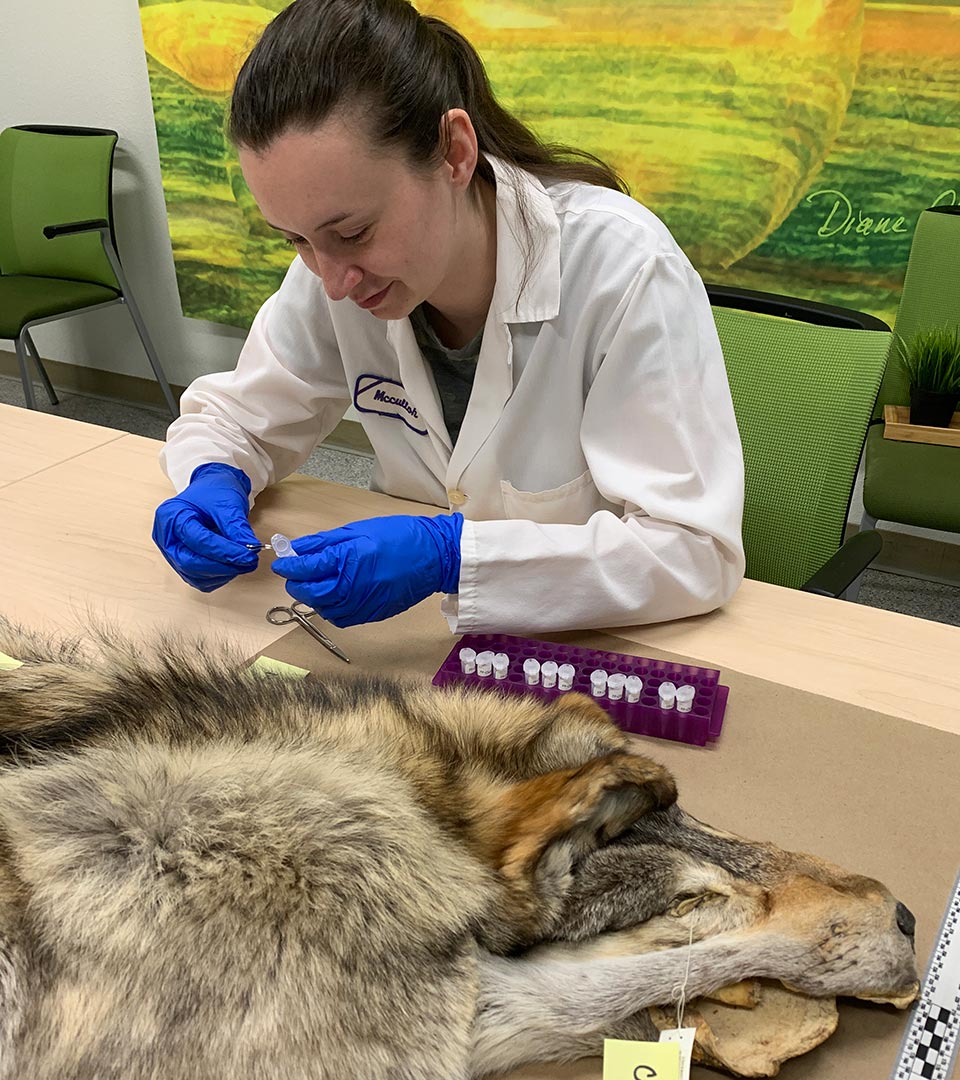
{"left": 0, "top": 618, "right": 917, "bottom": 1077}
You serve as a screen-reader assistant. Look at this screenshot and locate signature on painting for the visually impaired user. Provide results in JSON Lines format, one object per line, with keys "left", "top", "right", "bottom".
{"left": 806, "top": 188, "right": 957, "bottom": 238}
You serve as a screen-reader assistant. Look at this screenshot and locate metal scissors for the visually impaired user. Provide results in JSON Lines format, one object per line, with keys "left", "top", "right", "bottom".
{"left": 266, "top": 601, "right": 351, "bottom": 664}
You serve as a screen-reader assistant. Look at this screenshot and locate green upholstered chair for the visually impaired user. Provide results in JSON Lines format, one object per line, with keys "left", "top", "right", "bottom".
{"left": 858, "top": 206, "right": 960, "bottom": 540}
{"left": 707, "top": 285, "right": 892, "bottom": 597}
{"left": 0, "top": 125, "right": 178, "bottom": 416}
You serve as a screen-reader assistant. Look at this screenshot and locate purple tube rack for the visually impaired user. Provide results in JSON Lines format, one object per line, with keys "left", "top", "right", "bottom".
{"left": 432, "top": 633, "right": 729, "bottom": 746}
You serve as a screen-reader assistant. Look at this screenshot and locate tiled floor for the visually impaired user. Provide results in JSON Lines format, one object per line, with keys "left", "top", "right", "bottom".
{"left": 3, "top": 374, "right": 958, "bottom": 627}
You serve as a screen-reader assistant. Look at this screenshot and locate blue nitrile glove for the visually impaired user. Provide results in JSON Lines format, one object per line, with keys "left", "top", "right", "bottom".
{"left": 273, "top": 513, "right": 463, "bottom": 627}
{"left": 152, "top": 463, "right": 261, "bottom": 592}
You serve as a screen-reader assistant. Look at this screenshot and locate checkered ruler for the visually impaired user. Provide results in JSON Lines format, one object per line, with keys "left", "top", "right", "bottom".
{"left": 892, "top": 869, "right": 960, "bottom": 1080}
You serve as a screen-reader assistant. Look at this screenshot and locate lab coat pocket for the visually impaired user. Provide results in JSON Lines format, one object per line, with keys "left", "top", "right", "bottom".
{"left": 500, "top": 470, "right": 600, "bottom": 526}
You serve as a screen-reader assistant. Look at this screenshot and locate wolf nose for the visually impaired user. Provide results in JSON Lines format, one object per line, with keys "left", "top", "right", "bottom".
{"left": 896, "top": 901, "right": 916, "bottom": 939}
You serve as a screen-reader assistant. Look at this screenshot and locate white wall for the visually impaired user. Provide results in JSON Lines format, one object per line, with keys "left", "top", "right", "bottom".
{"left": 2, "top": 0, "right": 246, "bottom": 387}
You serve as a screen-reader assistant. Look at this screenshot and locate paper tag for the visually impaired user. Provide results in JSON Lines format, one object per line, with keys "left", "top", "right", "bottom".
{"left": 603, "top": 1038, "right": 681, "bottom": 1079}
{"left": 246, "top": 656, "right": 310, "bottom": 679}
{"left": 0, "top": 652, "right": 24, "bottom": 671}
{"left": 659, "top": 1027, "right": 696, "bottom": 1080}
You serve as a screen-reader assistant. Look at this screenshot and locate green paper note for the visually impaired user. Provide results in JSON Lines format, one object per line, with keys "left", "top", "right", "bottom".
{"left": 247, "top": 656, "right": 310, "bottom": 679}
{"left": 0, "top": 652, "right": 24, "bottom": 671}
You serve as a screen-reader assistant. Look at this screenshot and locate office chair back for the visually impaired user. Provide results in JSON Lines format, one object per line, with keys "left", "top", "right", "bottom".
{"left": 873, "top": 206, "right": 960, "bottom": 418}
{"left": 861, "top": 205, "right": 960, "bottom": 533}
{"left": 712, "top": 299, "right": 891, "bottom": 588}
{"left": 0, "top": 125, "right": 119, "bottom": 290}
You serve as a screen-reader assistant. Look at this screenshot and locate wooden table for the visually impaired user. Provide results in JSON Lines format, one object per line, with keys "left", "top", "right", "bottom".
{"left": 2, "top": 404, "right": 958, "bottom": 736}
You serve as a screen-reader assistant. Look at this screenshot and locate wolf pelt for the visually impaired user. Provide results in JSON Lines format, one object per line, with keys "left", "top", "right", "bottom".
{"left": 0, "top": 619, "right": 912, "bottom": 1079}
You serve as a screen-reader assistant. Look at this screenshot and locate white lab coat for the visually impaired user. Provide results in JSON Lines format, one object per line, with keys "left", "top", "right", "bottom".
{"left": 161, "top": 157, "right": 746, "bottom": 634}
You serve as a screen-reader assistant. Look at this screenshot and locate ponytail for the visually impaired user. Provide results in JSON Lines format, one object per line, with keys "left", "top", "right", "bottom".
{"left": 424, "top": 16, "right": 627, "bottom": 194}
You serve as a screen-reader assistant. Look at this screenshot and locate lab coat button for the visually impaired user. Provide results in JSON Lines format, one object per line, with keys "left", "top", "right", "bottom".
{"left": 447, "top": 489, "right": 468, "bottom": 506}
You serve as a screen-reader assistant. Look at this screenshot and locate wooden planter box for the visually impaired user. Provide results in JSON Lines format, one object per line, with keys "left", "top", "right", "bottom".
{"left": 883, "top": 404, "right": 960, "bottom": 447}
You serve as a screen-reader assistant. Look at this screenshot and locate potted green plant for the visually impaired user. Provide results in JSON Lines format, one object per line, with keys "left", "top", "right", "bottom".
{"left": 897, "top": 326, "right": 960, "bottom": 427}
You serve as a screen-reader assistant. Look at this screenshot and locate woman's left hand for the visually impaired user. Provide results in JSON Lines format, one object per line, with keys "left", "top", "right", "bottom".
{"left": 272, "top": 513, "right": 463, "bottom": 627}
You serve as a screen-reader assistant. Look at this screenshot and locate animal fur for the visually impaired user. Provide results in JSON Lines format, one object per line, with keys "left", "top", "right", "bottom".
{"left": 0, "top": 619, "right": 918, "bottom": 1078}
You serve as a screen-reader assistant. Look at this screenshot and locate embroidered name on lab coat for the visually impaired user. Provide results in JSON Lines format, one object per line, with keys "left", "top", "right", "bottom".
{"left": 353, "top": 375, "right": 428, "bottom": 436}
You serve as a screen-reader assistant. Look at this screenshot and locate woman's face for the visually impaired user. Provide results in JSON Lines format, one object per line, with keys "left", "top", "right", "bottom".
{"left": 238, "top": 117, "right": 472, "bottom": 320}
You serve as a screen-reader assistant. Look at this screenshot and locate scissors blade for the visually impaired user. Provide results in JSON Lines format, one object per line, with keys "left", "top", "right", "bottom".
{"left": 289, "top": 609, "right": 351, "bottom": 664}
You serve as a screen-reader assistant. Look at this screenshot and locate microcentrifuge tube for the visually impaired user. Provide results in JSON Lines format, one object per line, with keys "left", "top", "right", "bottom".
{"left": 523, "top": 658, "right": 541, "bottom": 686}
{"left": 676, "top": 684, "right": 696, "bottom": 713}
{"left": 476, "top": 651, "right": 495, "bottom": 677}
{"left": 459, "top": 647, "right": 477, "bottom": 675}
{"left": 541, "top": 660, "right": 558, "bottom": 688}
{"left": 557, "top": 663, "right": 575, "bottom": 691}
{"left": 607, "top": 673, "right": 626, "bottom": 701}
{"left": 658, "top": 681, "right": 677, "bottom": 710}
{"left": 624, "top": 675, "right": 643, "bottom": 703}
{"left": 493, "top": 653, "right": 510, "bottom": 680}
{"left": 589, "top": 669, "right": 608, "bottom": 697}
{"left": 270, "top": 532, "right": 298, "bottom": 558}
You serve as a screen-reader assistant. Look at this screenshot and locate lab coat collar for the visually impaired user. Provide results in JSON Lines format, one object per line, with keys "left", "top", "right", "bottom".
{"left": 383, "top": 160, "right": 562, "bottom": 487}
{"left": 487, "top": 157, "right": 561, "bottom": 325}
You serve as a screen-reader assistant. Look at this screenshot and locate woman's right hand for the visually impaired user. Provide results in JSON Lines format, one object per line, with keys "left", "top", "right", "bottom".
{"left": 151, "top": 463, "right": 261, "bottom": 591}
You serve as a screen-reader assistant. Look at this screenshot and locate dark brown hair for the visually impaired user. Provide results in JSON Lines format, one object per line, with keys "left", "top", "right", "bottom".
{"left": 228, "top": 0, "right": 627, "bottom": 197}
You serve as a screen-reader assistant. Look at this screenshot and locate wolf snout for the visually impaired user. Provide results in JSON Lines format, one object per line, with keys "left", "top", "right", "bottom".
{"left": 895, "top": 900, "right": 916, "bottom": 941}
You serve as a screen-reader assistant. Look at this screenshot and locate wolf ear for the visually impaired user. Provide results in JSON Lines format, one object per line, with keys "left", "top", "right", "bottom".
{"left": 475, "top": 708, "right": 677, "bottom": 948}
{"left": 493, "top": 747, "right": 677, "bottom": 878}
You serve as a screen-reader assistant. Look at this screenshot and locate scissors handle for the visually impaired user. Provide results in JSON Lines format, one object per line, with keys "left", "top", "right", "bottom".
{"left": 266, "top": 606, "right": 296, "bottom": 626}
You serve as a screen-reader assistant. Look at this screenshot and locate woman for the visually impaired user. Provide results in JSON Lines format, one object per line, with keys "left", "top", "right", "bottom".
{"left": 154, "top": 0, "right": 746, "bottom": 633}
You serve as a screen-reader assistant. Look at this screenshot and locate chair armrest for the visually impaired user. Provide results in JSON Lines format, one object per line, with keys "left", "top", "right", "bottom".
{"left": 43, "top": 219, "right": 109, "bottom": 239}
{"left": 801, "top": 529, "right": 883, "bottom": 598}
{"left": 706, "top": 284, "right": 891, "bottom": 331}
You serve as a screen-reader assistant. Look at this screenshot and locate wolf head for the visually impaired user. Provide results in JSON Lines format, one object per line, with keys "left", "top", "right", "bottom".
{"left": 548, "top": 802, "right": 918, "bottom": 1005}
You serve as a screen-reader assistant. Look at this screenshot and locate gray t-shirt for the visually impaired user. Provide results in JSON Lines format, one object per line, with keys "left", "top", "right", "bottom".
{"left": 409, "top": 304, "right": 482, "bottom": 444}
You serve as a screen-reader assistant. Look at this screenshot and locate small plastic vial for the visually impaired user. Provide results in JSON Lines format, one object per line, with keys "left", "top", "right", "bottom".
{"left": 676, "top": 684, "right": 696, "bottom": 713}
{"left": 541, "top": 660, "right": 559, "bottom": 688}
{"left": 557, "top": 663, "right": 575, "bottom": 691}
{"left": 493, "top": 652, "right": 510, "bottom": 680}
{"left": 658, "top": 681, "right": 677, "bottom": 710}
{"left": 589, "top": 669, "right": 608, "bottom": 697}
{"left": 607, "top": 673, "right": 627, "bottom": 700}
{"left": 522, "top": 657, "right": 541, "bottom": 686}
{"left": 270, "top": 532, "right": 298, "bottom": 558}
{"left": 459, "top": 647, "right": 477, "bottom": 675}
{"left": 476, "top": 650, "right": 495, "bottom": 677}
{"left": 624, "top": 675, "right": 643, "bottom": 703}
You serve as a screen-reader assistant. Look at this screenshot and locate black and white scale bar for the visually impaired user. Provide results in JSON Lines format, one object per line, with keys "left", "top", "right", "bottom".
{"left": 892, "top": 868, "right": 960, "bottom": 1080}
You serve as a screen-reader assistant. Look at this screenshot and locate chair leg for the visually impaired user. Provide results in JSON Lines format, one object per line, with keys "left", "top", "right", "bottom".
{"left": 14, "top": 335, "right": 38, "bottom": 411}
{"left": 113, "top": 286, "right": 179, "bottom": 419}
{"left": 22, "top": 330, "right": 59, "bottom": 406}
{"left": 843, "top": 512, "right": 881, "bottom": 602}
{"left": 100, "top": 242, "right": 179, "bottom": 417}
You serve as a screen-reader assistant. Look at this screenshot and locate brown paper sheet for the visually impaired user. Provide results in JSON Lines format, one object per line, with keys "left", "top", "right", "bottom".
{"left": 257, "top": 604, "right": 960, "bottom": 1080}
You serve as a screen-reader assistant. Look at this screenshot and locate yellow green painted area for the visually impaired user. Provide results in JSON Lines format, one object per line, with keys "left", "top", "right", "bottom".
{"left": 139, "top": 0, "right": 960, "bottom": 328}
